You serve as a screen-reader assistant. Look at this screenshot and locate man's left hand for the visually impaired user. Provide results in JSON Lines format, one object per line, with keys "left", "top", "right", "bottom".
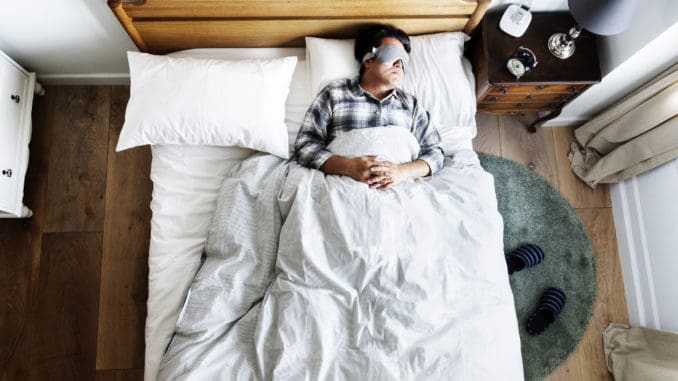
{"left": 367, "top": 161, "right": 406, "bottom": 190}
{"left": 367, "top": 159, "right": 432, "bottom": 191}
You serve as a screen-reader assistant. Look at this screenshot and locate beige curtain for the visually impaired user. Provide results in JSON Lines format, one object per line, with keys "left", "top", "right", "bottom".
{"left": 603, "top": 323, "right": 678, "bottom": 381}
{"left": 569, "top": 64, "right": 678, "bottom": 188}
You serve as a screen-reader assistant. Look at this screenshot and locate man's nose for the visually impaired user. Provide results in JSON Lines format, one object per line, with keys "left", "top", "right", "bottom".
{"left": 393, "top": 59, "right": 403, "bottom": 68}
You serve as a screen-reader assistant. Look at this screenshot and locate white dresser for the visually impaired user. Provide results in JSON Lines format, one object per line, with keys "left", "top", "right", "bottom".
{"left": 0, "top": 50, "right": 38, "bottom": 218}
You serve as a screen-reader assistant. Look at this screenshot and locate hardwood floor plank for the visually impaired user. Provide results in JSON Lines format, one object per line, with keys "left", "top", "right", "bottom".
{"left": 499, "top": 115, "right": 560, "bottom": 191}
{"left": 552, "top": 126, "right": 611, "bottom": 209}
{"left": 546, "top": 207, "right": 629, "bottom": 381}
{"left": 473, "top": 112, "right": 502, "bottom": 156}
{"left": 44, "top": 86, "right": 111, "bottom": 233}
{"left": 29, "top": 232, "right": 102, "bottom": 381}
{"left": 0, "top": 87, "right": 55, "bottom": 381}
{"left": 97, "top": 86, "right": 150, "bottom": 370}
{"left": 96, "top": 369, "right": 144, "bottom": 381}
{"left": 0, "top": 221, "right": 32, "bottom": 381}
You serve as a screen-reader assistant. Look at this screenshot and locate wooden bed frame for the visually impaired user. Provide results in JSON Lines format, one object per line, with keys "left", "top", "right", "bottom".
{"left": 109, "top": 0, "right": 490, "bottom": 54}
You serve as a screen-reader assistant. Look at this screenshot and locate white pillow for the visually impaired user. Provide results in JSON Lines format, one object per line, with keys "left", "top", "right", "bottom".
{"left": 166, "top": 48, "right": 312, "bottom": 155}
{"left": 117, "top": 52, "right": 297, "bottom": 158}
{"left": 305, "top": 33, "right": 477, "bottom": 155}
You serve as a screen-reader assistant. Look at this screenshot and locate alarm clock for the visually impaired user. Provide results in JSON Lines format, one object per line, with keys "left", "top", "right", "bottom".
{"left": 506, "top": 46, "right": 538, "bottom": 79}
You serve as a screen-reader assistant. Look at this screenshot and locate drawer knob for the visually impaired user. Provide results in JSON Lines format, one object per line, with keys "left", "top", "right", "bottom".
{"left": 488, "top": 96, "right": 498, "bottom": 102}
{"left": 500, "top": 87, "right": 508, "bottom": 94}
{"left": 525, "top": 95, "right": 533, "bottom": 100}
{"left": 2, "top": 169, "right": 12, "bottom": 178}
{"left": 569, "top": 86, "right": 577, "bottom": 93}
{"left": 536, "top": 85, "right": 545, "bottom": 90}
{"left": 10, "top": 94, "right": 20, "bottom": 103}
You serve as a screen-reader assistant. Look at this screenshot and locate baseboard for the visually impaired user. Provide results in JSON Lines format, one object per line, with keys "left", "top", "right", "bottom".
{"left": 610, "top": 179, "right": 661, "bottom": 329}
{"left": 540, "top": 116, "right": 589, "bottom": 127}
{"left": 37, "top": 73, "right": 130, "bottom": 85}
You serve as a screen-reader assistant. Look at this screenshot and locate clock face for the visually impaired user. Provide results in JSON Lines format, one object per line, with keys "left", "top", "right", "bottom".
{"left": 507, "top": 58, "right": 526, "bottom": 78}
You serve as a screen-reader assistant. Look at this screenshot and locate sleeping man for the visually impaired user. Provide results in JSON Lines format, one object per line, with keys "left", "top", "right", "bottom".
{"left": 294, "top": 24, "right": 445, "bottom": 190}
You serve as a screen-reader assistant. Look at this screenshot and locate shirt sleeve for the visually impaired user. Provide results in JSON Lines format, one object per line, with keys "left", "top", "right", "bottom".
{"left": 293, "top": 88, "right": 335, "bottom": 169}
{"left": 411, "top": 99, "right": 444, "bottom": 175}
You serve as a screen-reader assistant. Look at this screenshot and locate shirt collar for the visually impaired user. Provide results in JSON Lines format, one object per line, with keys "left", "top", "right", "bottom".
{"left": 350, "top": 78, "right": 401, "bottom": 103}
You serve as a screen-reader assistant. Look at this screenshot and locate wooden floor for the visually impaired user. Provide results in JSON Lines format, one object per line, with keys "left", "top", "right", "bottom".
{"left": 0, "top": 86, "right": 628, "bottom": 380}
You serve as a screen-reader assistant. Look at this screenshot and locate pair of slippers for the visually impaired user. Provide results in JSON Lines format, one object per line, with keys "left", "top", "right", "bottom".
{"left": 505, "top": 244, "right": 567, "bottom": 336}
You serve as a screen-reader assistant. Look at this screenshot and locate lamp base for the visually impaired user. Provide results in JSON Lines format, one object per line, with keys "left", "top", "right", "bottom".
{"left": 548, "top": 33, "right": 576, "bottom": 59}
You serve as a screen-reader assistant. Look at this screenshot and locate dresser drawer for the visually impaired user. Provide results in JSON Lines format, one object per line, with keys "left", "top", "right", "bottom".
{"left": 489, "top": 84, "right": 586, "bottom": 94}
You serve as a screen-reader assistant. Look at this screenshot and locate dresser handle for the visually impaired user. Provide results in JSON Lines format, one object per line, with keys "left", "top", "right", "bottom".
{"left": 569, "top": 86, "right": 577, "bottom": 93}
{"left": 536, "top": 85, "right": 545, "bottom": 90}
{"left": 500, "top": 87, "right": 508, "bottom": 94}
{"left": 2, "top": 169, "right": 12, "bottom": 178}
{"left": 10, "top": 94, "right": 20, "bottom": 103}
{"left": 488, "top": 96, "right": 498, "bottom": 102}
{"left": 525, "top": 95, "right": 533, "bottom": 100}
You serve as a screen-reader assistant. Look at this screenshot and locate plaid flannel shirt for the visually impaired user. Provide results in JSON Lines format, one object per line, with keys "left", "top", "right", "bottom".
{"left": 294, "top": 78, "right": 444, "bottom": 175}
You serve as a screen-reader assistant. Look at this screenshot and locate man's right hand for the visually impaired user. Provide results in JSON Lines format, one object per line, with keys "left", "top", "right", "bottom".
{"left": 320, "top": 155, "right": 381, "bottom": 183}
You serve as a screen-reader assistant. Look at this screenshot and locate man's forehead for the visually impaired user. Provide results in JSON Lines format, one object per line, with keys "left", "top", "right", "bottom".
{"left": 379, "top": 37, "right": 405, "bottom": 49}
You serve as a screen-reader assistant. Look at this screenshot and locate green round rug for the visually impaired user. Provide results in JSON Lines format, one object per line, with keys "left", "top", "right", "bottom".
{"left": 479, "top": 153, "right": 597, "bottom": 381}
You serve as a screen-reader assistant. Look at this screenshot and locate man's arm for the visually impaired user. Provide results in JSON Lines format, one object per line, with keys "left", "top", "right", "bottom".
{"left": 294, "top": 90, "right": 334, "bottom": 169}
{"left": 411, "top": 100, "right": 444, "bottom": 175}
{"left": 295, "top": 85, "right": 385, "bottom": 185}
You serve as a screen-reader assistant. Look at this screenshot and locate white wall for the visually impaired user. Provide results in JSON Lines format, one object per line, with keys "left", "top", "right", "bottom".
{"left": 544, "top": 0, "right": 678, "bottom": 125}
{"left": 0, "top": 0, "right": 137, "bottom": 83}
{"left": 611, "top": 159, "right": 678, "bottom": 332}
{"left": 489, "top": 0, "right": 567, "bottom": 12}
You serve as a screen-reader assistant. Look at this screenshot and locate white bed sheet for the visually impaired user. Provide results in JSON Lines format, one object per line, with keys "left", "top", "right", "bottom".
{"left": 144, "top": 47, "right": 477, "bottom": 380}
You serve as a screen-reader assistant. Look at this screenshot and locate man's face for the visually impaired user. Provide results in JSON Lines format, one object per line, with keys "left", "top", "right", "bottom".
{"left": 364, "top": 37, "right": 407, "bottom": 88}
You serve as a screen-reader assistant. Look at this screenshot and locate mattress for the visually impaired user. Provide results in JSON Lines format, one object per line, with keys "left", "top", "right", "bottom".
{"left": 144, "top": 47, "right": 478, "bottom": 380}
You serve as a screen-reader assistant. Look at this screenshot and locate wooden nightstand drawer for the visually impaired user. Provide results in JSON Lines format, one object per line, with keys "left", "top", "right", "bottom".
{"left": 489, "top": 84, "right": 586, "bottom": 94}
{"left": 481, "top": 93, "right": 572, "bottom": 103}
{"left": 478, "top": 101, "right": 564, "bottom": 112}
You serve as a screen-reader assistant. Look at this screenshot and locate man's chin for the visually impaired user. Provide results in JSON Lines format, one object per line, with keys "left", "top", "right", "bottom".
{"left": 390, "top": 78, "right": 403, "bottom": 87}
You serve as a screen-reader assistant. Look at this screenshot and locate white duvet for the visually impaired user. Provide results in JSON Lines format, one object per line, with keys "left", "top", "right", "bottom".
{"left": 158, "top": 127, "right": 523, "bottom": 380}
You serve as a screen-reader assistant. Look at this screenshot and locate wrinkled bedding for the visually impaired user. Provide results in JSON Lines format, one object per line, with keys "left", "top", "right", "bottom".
{"left": 159, "top": 127, "right": 523, "bottom": 380}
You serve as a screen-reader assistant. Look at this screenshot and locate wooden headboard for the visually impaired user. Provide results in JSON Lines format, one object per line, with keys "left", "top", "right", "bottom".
{"left": 109, "top": 0, "right": 490, "bottom": 54}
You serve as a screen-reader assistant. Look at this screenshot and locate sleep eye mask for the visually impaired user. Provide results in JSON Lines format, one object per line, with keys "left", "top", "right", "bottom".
{"left": 361, "top": 44, "right": 409, "bottom": 70}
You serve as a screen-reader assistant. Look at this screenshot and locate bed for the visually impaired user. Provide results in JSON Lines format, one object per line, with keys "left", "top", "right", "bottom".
{"left": 109, "top": 1, "right": 523, "bottom": 380}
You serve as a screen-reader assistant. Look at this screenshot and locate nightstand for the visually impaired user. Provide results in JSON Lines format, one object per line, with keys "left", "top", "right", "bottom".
{"left": 468, "top": 10, "right": 601, "bottom": 132}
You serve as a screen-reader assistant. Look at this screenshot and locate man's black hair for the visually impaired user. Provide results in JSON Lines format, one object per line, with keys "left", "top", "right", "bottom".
{"left": 354, "top": 24, "right": 411, "bottom": 80}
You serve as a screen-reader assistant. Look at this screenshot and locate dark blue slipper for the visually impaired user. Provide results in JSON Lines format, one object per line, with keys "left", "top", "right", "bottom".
{"left": 505, "top": 244, "right": 544, "bottom": 275}
{"left": 526, "top": 287, "right": 566, "bottom": 336}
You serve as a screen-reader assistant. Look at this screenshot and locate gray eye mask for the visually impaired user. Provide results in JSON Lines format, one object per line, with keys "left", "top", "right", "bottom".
{"left": 361, "top": 44, "right": 409, "bottom": 71}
